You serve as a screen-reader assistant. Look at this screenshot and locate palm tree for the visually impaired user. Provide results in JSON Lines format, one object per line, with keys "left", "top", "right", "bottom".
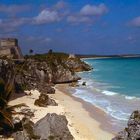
{"left": 0, "top": 61, "right": 15, "bottom": 134}
{"left": 0, "top": 59, "right": 27, "bottom": 135}
{"left": 0, "top": 79, "right": 14, "bottom": 133}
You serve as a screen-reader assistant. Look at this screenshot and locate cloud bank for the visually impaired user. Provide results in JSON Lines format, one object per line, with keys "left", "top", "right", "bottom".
{"left": 80, "top": 4, "right": 108, "bottom": 16}
{"left": 34, "top": 10, "right": 61, "bottom": 24}
{"left": 130, "top": 16, "right": 140, "bottom": 27}
{"left": 67, "top": 3, "right": 108, "bottom": 24}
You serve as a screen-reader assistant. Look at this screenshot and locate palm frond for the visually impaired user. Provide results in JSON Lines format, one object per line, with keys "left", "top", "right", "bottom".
{"left": 0, "top": 110, "right": 14, "bottom": 128}
{"left": 4, "top": 83, "right": 14, "bottom": 102}
{"left": 0, "top": 97, "right": 7, "bottom": 108}
{"left": 7, "top": 103, "right": 28, "bottom": 110}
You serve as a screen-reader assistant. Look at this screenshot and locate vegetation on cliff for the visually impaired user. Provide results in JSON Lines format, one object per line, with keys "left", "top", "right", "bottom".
{"left": 0, "top": 52, "right": 92, "bottom": 138}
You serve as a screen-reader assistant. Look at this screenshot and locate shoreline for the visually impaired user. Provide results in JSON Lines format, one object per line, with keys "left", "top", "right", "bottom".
{"left": 55, "top": 84, "right": 118, "bottom": 134}
{"left": 80, "top": 56, "right": 140, "bottom": 60}
{"left": 9, "top": 87, "right": 115, "bottom": 140}
{"left": 53, "top": 84, "right": 115, "bottom": 139}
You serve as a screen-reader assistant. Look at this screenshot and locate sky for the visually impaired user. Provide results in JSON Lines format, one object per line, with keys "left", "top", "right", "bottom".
{"left": 0, "top": 0, "right": 140, "bottom": 55}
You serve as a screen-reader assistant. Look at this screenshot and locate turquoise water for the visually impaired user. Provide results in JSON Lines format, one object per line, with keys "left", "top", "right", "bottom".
{"left": 84, "top": 57, "right": 140, "bottom": 97}
{"left": 69, "top": 57, "right": 140, "bottom": 126}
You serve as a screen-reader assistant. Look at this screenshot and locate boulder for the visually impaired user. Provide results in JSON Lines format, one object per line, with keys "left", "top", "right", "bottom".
{"left": 12, "top": 118, "right": 40, "bottom": 140}
{"left": 112, "top": 110, "right": 140, "bottom": 140}
{"left": 34, "top": 113, "right": 74, "bottom": 140}
{"left": 82, "top": 82, "right": 86, "bottom": 86}
{"left": 13, "top": 113, "right": 74, "bottom": 140}
{"left": 34, "top": 93, "right": 58, "bottom": 107}
{"left": 38, "top": 84, "right": 55, "bottom": 94}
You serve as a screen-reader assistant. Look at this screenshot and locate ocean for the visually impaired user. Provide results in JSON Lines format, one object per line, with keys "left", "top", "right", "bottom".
{"left": 69, "top": 57, "right": 140, "bottom": 128}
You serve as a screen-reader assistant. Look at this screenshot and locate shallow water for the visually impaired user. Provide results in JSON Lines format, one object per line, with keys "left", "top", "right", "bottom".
{"left": 69, "top": 57, "right": 140, "bottom": 129}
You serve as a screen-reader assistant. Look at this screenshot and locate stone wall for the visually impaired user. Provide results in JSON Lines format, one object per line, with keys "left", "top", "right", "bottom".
{"left": 0, "top": 47, "right": 11, "bottom": 57}
{"left": 0, "top": 38, "right": 23, "bottom": 59}
{"left": 0, "top": 38, "right": 18, "bottom": 47}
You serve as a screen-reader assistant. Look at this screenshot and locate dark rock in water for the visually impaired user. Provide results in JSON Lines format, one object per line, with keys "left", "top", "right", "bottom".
{"left": 82, "top": 82, "right": 86, "bottom": 86}
{"left": 34, "top": 93, "right": 58, "bottom": 107}
{"left": 112, "top": 110, "right": 140, "bottom": 140}
{"left": 34, "top": 113, "right": 74, "bottom": 140}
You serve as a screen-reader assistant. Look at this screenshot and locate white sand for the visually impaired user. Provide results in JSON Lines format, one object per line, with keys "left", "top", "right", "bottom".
{"left": 8, "top": 89, "right": 114, "bottom": 140}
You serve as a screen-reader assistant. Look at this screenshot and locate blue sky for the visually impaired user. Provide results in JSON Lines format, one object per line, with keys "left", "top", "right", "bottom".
{"left": 0, "top": 0, "right": 140, "bottom": 55}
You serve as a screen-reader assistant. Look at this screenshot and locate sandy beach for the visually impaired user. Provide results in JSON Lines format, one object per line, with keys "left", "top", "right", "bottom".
{"left": 54, "top": 85, "right": 115, "bottom": 140}
{"left": 9, "top": 86, "right": 114, "bottom": 140}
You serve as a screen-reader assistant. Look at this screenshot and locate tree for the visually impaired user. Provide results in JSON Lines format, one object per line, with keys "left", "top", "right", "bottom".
{"left": 48, "top": 49, "right": 53, "bottom": 55}
{"left": 29, "top": 49, "right": 34, "bottom": 55}
{"left": 0, "top": 59, "right": 27, "bottom": 135}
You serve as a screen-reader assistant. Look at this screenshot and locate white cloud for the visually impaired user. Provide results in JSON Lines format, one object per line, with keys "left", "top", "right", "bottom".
{"left": 0, "top": 18, "right": 29, "bottom": 32}
{"left": 80, "top": 4, "right": 108, "bottom": 16}
{"left": 0, "top": 4, "right": 30, "bottom": 16}
{"left": 67, "top": 15, "right": 92, "bottom": 24}
{"left": 130, "top": 16, "right": 140, "bottom": 27}
{"left": 34, "top": 10, "right": 61, "bottom": 24}
{"left": 0, "top": 8, "right": 63, "bottom": 32}
{"left": 67, "top": 3, "right": 108, "bottom": 25}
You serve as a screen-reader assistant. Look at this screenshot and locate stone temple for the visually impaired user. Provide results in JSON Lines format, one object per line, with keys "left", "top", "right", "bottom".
{"left": 0, "top": 38, "right": 23, "bottom": 59}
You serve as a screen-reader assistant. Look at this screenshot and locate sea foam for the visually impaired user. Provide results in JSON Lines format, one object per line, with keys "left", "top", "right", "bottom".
{"left": 75, "top": 58, "right": 140, "bottom": 123}
{"left": 125, "top": 96, "right": 136, "bottom": 100}
{"left": 102, "top": 90, "right": 118, "bottom": 96}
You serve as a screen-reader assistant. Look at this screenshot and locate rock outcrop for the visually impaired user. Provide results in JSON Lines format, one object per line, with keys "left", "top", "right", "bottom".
{"left": 0, "top": 52, "right": 92, "bottom": 92}
{"left": 38, "top": 84, "right": 55, "bottom": 94}
{"left": 112, "top": 110, "right": 140, "bottom": 140}
{"left": 12, "top": 118, "right": 40, "bottom": 140}
{"left": 0, "top": 59, "right": 15, "bottom": 83}
{"left": 34, "top": 93, "right": 58, "bottom": 107}
{"left": 15, "top": 57, "right": 81, "bottom": 91}
{"left": 13, "top": 113, "right": 74, "bottom": 140}
{"left": 34, "top": 113, "right": 74, "bottom": 140}
{"left": 0, "top": 52, "right": 92, "bottom": 139}
{"left": 65, "top": 57, "right": 92, "bottom": 72}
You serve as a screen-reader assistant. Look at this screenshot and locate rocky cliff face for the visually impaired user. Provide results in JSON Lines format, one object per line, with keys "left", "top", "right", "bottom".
{"left": 0, "top": 59, "right": 15, "bottom": 81}
{"left": 15, "top": 58, "right": 80, "bottom": 91}
{"left": 65, "top": 57, "right": 92, "bottom": 72}
{"left": 0, "top": 53, "right": 91, "bottom": 139}
{"left": 0, "top": 52, "right": 92, "bottom": 92}
{"left": 112, "top": 110, "right": 140, "bottom": 140}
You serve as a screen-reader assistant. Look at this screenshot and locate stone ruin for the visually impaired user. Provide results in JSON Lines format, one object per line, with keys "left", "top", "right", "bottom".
{"left": 0, "top": 38, "right": 23, "bottom": 59}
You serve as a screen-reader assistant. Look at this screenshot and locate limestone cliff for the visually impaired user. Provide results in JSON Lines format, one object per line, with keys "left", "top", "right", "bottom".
{"left": 0, "top": 52, "right": 92, "bottom": 92}
{"left": 112, "top": 110, "right": 140, "bottom": 140}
